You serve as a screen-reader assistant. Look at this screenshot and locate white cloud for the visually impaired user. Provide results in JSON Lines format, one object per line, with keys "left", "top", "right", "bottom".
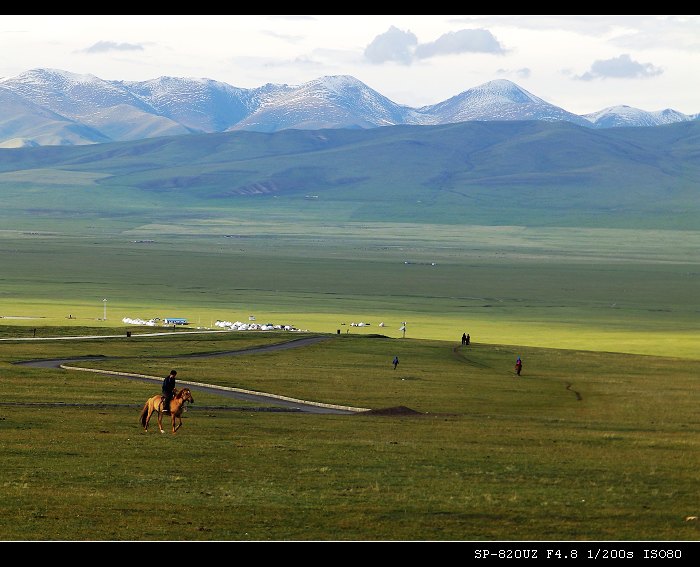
{"left": 364, "top": 26, "right": 417, "bottom": 65}
{"left": 262, "top": 31, "right": 305, "bottom": 43}
{"left": 450, "top": 15, "right": 664, "bottom": 36}
{"left": 414, "top": 29, "right": 506, "bottom": 58}
{"left": 576, "top": 54, "right": 663, "bottom": 81}
{"left": 609, "top": 15, "right": 700, "bottom": 51}
{"left": 82, "top": 41, "right": 144, "bottom": 54}
{"left": 365, "top": 26, "right": 505, "bottom": 65}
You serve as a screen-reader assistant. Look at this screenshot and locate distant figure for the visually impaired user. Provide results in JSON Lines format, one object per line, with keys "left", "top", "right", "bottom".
{"left": 461, "top": 333, "right": 467, "bottom": 345}
{"left": 515, "top": 356, "right": 522, "bottom": 376}
{"left": 162, "top": 369, "right": 177, "bottom": 412}
{"left": 466, "top": 333, "right": 470, "bottom": 346}
{"left": 393, "top": 356, "right": 399, "bottom": 370}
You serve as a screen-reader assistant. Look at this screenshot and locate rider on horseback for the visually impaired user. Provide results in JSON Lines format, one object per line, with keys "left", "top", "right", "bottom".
{"left": 162, "top": 370, "right": 177, "bottom": 413}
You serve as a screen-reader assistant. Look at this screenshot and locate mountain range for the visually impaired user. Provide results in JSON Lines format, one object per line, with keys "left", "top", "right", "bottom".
{"left": 1, "top": 68, "right": 698, "bottom": 148}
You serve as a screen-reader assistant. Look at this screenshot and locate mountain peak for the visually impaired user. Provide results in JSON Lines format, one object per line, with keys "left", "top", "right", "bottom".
{"left": 230, "top": 74, "right": 416, "bottom": 132}
{"left": 468, "top": 79, "right": 542, "bottom": 105}
{"left": 423, "top": 78, "right": 589, "bottom": 126}
{"left": 293, "top": 75, "right": 385, "bottom": 100}
{"left": 10, "top": 67, "right": 104, "bottom": 86}
{"left": 309, "top": 75, "right": 366, "bottom": 88}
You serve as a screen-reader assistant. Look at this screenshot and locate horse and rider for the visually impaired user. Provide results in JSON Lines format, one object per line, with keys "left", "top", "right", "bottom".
{"left": 139, "top": 369, "right": 194, "bottom": 433}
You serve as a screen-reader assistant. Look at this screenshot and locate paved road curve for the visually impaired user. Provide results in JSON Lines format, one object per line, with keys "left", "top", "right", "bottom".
{"left": 13, "top": 334, "right": 368, "bottom": 415}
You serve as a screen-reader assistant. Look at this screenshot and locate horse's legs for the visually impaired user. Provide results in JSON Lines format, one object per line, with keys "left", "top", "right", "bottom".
{"left": 157, "top": 409, "right": 165, "bottom": 434}
{"left": 144, "top": 405, "right": 153, "bottom": 432}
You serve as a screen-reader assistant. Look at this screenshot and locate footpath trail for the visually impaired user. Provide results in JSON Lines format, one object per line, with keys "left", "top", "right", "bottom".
{"left": 13, "top": 334, "right": 369, "bottom": 415}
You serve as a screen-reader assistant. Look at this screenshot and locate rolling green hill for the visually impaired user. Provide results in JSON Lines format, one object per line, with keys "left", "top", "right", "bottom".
{"left": 0, "top": 120, "right": 699, "bottom": 230}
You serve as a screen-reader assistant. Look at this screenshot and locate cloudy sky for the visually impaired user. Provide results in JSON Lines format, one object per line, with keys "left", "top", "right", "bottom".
{"left": 1, "top": 15, "right": 698, "bottom": 115}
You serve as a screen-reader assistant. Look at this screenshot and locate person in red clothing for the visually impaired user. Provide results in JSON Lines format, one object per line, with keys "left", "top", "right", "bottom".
{"left": 515, "top": 357, "right": 522, "bottom": 376}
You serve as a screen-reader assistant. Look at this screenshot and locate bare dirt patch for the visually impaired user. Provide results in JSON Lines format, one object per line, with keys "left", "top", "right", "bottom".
{"left": 359, "top": 405, "right": 423, "bottom": 416}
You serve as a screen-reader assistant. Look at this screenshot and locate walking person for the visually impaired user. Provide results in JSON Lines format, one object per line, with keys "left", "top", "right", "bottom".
{"left": 462, "top": 333, "right": 467, "bottom": 345}
{"left": 162, "top": 369, "right": 177, "bottom": 413}
{"left": 466, "top": 333, "right": 470, "bottom": 346}
{"left": 393, "top": 355, "right": 399, "bottom": 370}
{"left": 514, "top": 356, "right": 522, "bottom": 376}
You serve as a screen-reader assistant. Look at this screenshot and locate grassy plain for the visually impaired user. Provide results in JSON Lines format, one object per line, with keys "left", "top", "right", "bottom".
{"left": 1, "top": 221, "right": 698, "bottom": 358}
{"left": 1, "top": 329, "right": 699, "bottom": 541}
{"left": 0, "top": 221, "right": 698, "bottom": 541}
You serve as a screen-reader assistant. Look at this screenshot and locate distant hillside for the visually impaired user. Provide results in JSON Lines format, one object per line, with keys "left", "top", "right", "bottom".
{"left": 0, "top": 68, "right": 697, "bottom": 147}
{"left": 1, "top": 120, "right": 698, "bottom": 231}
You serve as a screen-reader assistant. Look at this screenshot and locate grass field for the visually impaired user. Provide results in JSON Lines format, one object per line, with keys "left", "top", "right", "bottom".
{"left": 1, "top": 222, "right": 698, "bottom": 358}
{"left": 1, "top": 329, "right": 699, "bottom": 541}
{"left": 1, "top": 221, "right": 698, "bottom": 541}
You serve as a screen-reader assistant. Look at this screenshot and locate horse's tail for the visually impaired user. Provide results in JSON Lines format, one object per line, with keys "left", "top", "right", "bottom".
{"left": 139, "top": 401, "right": 149, "bottom": 427}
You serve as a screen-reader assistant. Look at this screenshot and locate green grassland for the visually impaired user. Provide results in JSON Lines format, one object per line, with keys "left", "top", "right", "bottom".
{"left": 0, "top": 220, "right": 698, "bottom": 541}
{"left": 1, "top": 330, "right": 699, "bottom": 541}
{"left": 1, "top": 222, "right": 698, "bottom": 359}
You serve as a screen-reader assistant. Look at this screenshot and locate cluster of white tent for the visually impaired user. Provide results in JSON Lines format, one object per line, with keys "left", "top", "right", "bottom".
{"left": 122, "top": 316, "right": 304, "bottom": 332}
{"left": 121, "top": 317, "right": 188, "bottom": 326}
{"left": 122, "top": 317, "right": 158, "bottom": 326}
{"left": 121, "top": 316, "right": 399, "bottom": 334}
{"left": 214, "top": 320, "right": 303, "bottom": 332}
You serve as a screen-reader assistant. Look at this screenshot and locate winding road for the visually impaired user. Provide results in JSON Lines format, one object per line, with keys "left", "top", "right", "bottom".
{"left": 13, "top": 334, "right": 369, "bottom": 415}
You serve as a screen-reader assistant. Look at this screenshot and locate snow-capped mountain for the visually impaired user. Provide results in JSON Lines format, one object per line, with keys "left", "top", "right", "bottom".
{"left": 0, "top": 83, "right": 111, "bottom": 148}
{"left": 0, "top": 69, "right": 189, "bottom": 142}
{"left": 0, "top": 68, "right": 696, "bottom": 147}
{"left": 419, "top": 79, "right": 592, "bottom": 128}
{"left": 120, "top": 75, "right": 255, "bottom": 132}
{"left": 229, "top": 75, "right": 422, "bottom": 132}
{"left": 583, "top": 105, "right": 694, "bottom": 128}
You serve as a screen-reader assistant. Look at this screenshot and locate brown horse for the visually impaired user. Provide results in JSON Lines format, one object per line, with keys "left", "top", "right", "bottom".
{"left": 139, "top": 387, "right": 194, "bottom": 434}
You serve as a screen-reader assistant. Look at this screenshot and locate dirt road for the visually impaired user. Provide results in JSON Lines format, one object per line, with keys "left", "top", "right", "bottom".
{"left": 14, "top": 335, "right": 367, "bottom": 414}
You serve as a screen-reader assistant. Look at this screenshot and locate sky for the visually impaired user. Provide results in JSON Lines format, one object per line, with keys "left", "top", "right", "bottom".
{"left": 1, "top": 15, "right": 698, "bottom": 116}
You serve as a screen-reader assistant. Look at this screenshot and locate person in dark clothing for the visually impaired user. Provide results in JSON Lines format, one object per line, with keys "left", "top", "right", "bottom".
{"left": 462, "top": 333, "right": 467, "bottom": 345}
{"left": 162, "top": 369, "right": 177, "bottom": 413}
{"left": 393, "top": 356, "right": 399, "bottom": 370}
{"left": 466, "top": 333, "right": 470, "bottom": 345}
{"left": 515, "top": 357, "right": 522, "bottom": 376}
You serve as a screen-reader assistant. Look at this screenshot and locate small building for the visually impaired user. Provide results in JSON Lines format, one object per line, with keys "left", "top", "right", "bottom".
{"left": 164, "top": 318, "right": 189, "bottom": 326}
